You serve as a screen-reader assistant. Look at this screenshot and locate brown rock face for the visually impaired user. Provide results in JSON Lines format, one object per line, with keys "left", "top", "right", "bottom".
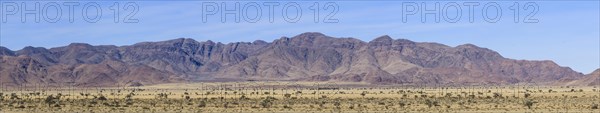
{"left": 570, "top": 69, "right": 600, "bottom": 86}
{"left": 0, "top": 32, "right": 588, "bottom": 86}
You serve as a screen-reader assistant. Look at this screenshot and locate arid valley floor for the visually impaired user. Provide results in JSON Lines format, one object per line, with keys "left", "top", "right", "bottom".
{"left": 0, "top": 82, "right": 598, "bottom": 113}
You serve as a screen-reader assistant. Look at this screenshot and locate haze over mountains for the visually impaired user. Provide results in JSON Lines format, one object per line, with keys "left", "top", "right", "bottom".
{"left": 0, "top": 32, "right": 597, "bottom": 87}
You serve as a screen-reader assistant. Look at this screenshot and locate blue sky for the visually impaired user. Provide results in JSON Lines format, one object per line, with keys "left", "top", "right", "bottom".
{"left": 1, "top": 1, "right": 599, "bottom": 74}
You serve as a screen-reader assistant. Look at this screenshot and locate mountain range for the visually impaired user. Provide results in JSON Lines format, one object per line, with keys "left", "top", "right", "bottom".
{"left": 0, "top": 32, "right": 597, "bottom": 87}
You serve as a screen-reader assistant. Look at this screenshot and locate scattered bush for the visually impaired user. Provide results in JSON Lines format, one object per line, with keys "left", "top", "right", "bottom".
{"left": 98, "top": 95, "right": 108, "bottom": 101}
{"left": 493, "top": 92, "right": 502, "bottom": 98}
{"left": 198, "top": 100, "right": 207, "bottom": 108}
{"left": 284, "top": 93, "right": 292, "bottom": 99}
{"left": 260, "top": 96, "right": 274, "bottom": 108}
{"left": 44, "top": 95, "right": 55, "bottom": 107}
{"left": 524, "top": 99, "right": 537, "bottom": 109}
{"left": 360, "top": 91, "right": 367, "bottom": 97}
{"left": 524, "top": 93, "right": 531, "bottom": 98}
{"left": 425, "top": 99, "right": 439, "bottom": 108}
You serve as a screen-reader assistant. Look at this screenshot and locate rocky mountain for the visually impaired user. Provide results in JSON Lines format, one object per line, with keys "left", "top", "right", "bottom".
{"left": 569, "top": 69, "right": 600, "bottom": 86}
{"left": 0, "top": 32, "right": 590, "bottom": 87}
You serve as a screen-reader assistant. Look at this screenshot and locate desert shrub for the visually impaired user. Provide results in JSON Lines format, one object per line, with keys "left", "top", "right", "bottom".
{"left": 260, "top": 96, "right": 275, "bottom": 108}
{"left": 239, "top": 95, "right": 248, "bottom": 100}
{"left": 398, "top": 101, "right": 406, "bottom": 107}
{"left": 524, "top": 93, "right": 531, "bottom": 98}
{"left": 283, "top": 104, "right": 292, "bottom": 109}
{"left": 318, "top": 101, "right": 326, "bottom": 108}
{"left": 44, "top": 95, "right": 55, "bottom": 107}
{"left": 445, "top": 93, "right": 452, "bottom": 97}
{"left": 125, "top": 94, "right": 134, "bottom": 105}
{"left": 524, "top": 99, "right": 537, "bottom": 109}
{"left": 334, "top": 101, "right": 341, "bottom": 109}
{"left": 421, "top": 94, "right": 428, "bottom": 98}
{"left": 425, "top": 99, "right": 439, "bottom": 108}
{"left": 592, "top": 103, "right": 598, "bottom": 109}
{"left": 198, "top": 100, "right": 206, "bottom": 108}
{"left": 98, "top": 95, "right": 108, "bottom": 101}
{"left": 360, "top": 91, "right": 367, "bottom": 97}
{"left": 223, "top": 102, "right": 229, "bottom": 108}
{"left": 320, "top": 95, "right": 328, "bottom": 99}
{"left": 102, "top": 102, "right": 111, "bottom": 107}
{"left": 284, "top": 93, "right": 292, "bottom": 99}
{"left": 89, "top": 100, "right": 98, "bottom": 105}
{"left": 157, "top": 93, "right": 168, "bottom": 99}
{"left": 493, "top": 92, "right": 503, "bottom": 98}
{"left": 125, "top": 93, "right": 133, "bottom": 100}
{"left": 10, "top": 93, "right": 19, "bottom": 100}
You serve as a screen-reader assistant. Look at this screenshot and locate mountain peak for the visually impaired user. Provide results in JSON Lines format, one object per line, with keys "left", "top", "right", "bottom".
{"left": 204, "top": 40, "right": 214, "bottom": 44}
{"left": 0, "top": 46, "right": 9, "bottom": 50}
{"left": 456, "top": 43, "right": 478, "bottom": 48}
{"left": 16, "top": 46, "right": 50, "bottom": 55}
{"left": 394, "top": 38, "right": 416, "bottom": 45}
{"left": 290, "top": 32, "right": 331, "bottom": 41}
{"left": 279, "top": 32, "right": 336, "bottom": 47}
{"left": 294, "top": 32, "right": 327, "bottom": 38}
{"left": 252, "top": 40, "right": 268, "bottom": 45}
{"left": 67, "top": 43, "right": 93, "bottom": 49}
{"left": 372, "top": 35, "right": 393, "bottom": 42}
{"left": 456, "top": 43, "right": 495, "bottom": 52}
{"left": 165, "top": 38, "right": 198, "bottom": 44}
{"left": 181, "top": 38, "right": 198, "bottom": 44}
{"left": 0, "top": 46, "right": 14, "bottom": 56}
{"left": 368, "top": 35, "right": 394, "bottom": 46}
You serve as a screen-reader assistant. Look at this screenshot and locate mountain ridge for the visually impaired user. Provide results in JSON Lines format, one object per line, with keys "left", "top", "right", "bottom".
{"left": 0, "top": 32, "right": 593, "bottom": 87}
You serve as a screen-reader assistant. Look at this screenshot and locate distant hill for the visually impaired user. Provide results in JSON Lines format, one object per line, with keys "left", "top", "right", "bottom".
{"left": 569, "top": 69, "right": 600, "bottom": 86}
{"left": 0, "top": 32, "right": 589, "bottom": 87}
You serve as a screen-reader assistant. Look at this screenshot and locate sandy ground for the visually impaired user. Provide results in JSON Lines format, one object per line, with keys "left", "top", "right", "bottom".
{"left": 0, "top": 82, "right": 599, "bottom": 113}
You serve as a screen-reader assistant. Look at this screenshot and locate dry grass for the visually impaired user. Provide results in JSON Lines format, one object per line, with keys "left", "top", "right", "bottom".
{"left": 0, "top": 82, "right": 599, "bottom": 113}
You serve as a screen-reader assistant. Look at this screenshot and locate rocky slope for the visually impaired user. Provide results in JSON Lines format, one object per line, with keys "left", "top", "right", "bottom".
{"left": 0, "top": 32, "right": 589, "bottom": 87}
{"left": 570, "top": 69, "right": 600, "bottom": 86}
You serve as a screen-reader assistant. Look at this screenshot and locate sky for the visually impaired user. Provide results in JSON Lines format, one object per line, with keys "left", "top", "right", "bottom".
{"left": 0, "top": 1, "right": 599, "bottom": 74}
